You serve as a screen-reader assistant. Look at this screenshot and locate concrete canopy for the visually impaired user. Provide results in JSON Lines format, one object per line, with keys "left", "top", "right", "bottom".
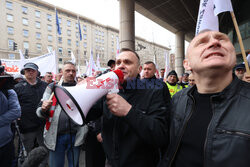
{"left": 135, "top": 0, "right": 247, "bottom": 42}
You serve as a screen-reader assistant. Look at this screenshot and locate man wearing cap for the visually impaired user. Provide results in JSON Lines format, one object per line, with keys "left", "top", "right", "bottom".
{"left": 14, "top": 62, "right": 47, "bottom": 160}
{"left": 166, "top": 70, "right": 183, "bottom": 97}
{"left": 234, "top": 63, "right": 246, "bottom": 80}
{"left": 180, "top": 73, "right": 189, "bottom": 88}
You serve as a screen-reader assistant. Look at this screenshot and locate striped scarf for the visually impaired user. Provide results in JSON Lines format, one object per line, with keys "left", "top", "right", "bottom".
{"left": 45, "top": 95, "right": 57, "bottom": 130}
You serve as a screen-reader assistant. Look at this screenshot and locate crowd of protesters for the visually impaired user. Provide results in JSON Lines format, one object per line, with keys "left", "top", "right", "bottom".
{"left": 1, "top": 30, "right": 250, "bottom": 167}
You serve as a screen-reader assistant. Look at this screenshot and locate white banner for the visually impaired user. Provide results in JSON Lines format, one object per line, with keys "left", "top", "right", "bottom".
{"left": 195, "top": 0, "right": 219, "bottom": 35}
{"left": 213, "top": 0, "right": 233, "bottom": 16}
{"left": 2, "top": 51, "right": 56, "bottom": 76}
{"left": 164, "top": 51, "right": 171, "bottom": 79}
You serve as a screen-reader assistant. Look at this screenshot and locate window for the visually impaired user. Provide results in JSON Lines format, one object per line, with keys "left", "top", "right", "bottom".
{"left": 36, "top": 43, "right": 42, "bottom": 52}
{"left": 112, "top": 41, "right": 114, "bottom": 46}
{"left": 83, "top": 34, "right": 87, "bottom": 40}
{"left": 48, "top": 35, "right": 53, "bottom": 42}
{"left": 22, "top": 18, "right": 28, "bottom": 25}
{"left": 8, "top": 54, "right": 15, "bottom": 59}
{"left": 68, "top": 49, "right": 71, "bottom": 56}
{"left": 36, "top": 32, "right": 41, "bottom": 39}
{"left": 67, "top": 30, "right": 71, "bottom": 36}
{"left": 95, "top": 38, "right": 98, "bottom": 42}
{"left": 35, "top": 10, "right": 41, "bottom": 18}
{"left": 47, "top": 24, "right": 52, "bottom": 31}
{"left": 76, "top": 41, "right": 79, "bottom": 47}
{"left": 58, "top": 18, "right": 62, "bottom": 24}
{"left": 22, "top": 6, "right": 28, "bottom": 14}
{"left": 47, "top": 14, "right": 52, "bottom": 21}
{"left": 6, "top": 1, "right": 12, "bottom": 10}
{"left": 8, "top": 39, "right": 14, "bottom": 49}
{"left": 23, "top": 42, "right": 29, "bottom": 49}
{"left": 67, "top": 39, "right": 71, "bottom": 45}
{"left": 83, "top": 25, "right": 87, "bottom": 32}
{"left": 83, "top": 42, "right": 87, "bottom": 48}
{"left": 58, "top": 47, "right": 63, "bottom": 54}
{"left": 23, "top": 29, "right": 28, "bottom": 37}
{"left": 7, "top": 14, "right": 13, "bottom": 22}
{"left": 112, "top": 48, "right": 114, "bottom": 53}
{"left": 7, "top": 27, "right": 14, "bottom": 34}
{"left": 102, "top": 39, "right": 104, "bottom": 43}
{"left": 84, "top": 51, "right": 87, "bottom": 56}
{"left": 35, "top": 21, "right": 41, "bottom": 29}
{"left": 98, "top": 31, "right": 101, "bottom": 36}
{"left": 76, "top": 32, "right": 79, "bottom": 38}
{"left": 58, "top": 37, "right": 62, "bottom": 43}
{"left": 95, "top": 30, "right": 98, "bottom": 35}
{"left": 75, "top": 22, "right": 78, "bottom": 28}
{"left": 59, "top": 58, "right": 63, "bottom": 64}
{"left": 111, "top": 34, "right": 114, "bottom": 39}
{"left": 67, "top": 20, "right": 71, "bottom": 27}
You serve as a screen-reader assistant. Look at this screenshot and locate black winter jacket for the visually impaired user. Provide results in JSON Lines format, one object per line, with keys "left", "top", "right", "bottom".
{"left": 14, "top": 78, "right": 47, "bottom": 133}
{"left": 159, "top": 76, "right": 250, "bottom": 167}
{"left": 90, "top": 79, "right": 170, "bottom": 167}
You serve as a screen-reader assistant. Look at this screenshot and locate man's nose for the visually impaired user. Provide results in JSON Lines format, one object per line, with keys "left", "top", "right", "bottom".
{"left": 208, "top": 38, "right": 221, "bottom": 49}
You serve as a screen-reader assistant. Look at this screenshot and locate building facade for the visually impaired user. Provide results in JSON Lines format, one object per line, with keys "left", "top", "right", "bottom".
{"left": 0, "top": 0, "right": 171, "bottom": 73}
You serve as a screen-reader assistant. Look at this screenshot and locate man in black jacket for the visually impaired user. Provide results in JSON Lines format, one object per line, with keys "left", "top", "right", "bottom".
{"left": 90, "top": 48, "right": 169, "bottom": 167}
{"left": 14, "top": 63, "right": 47, "bottom": 156}
{"left": 159, "top": 30, "right": 250, "bottom": 167}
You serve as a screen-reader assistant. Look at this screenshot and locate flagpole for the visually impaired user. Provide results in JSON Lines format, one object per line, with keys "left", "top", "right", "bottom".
{"left": 230, "top": 11, "right": 250, "bottom": 74}
{"left": 55, "top": 7, "right": 59, "bottom": 74}
{"left": 77, "top": 15, "right": 81, "bottom": 75}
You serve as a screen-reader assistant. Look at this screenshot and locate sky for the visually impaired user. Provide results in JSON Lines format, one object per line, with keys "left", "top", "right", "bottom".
{"left": 42, "top": 0, "right": 186, "bottom": 53}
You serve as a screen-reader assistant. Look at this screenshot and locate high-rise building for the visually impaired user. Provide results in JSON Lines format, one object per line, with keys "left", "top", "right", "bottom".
{"left": 0, "top": 0, "right": 171, "bottom": 72}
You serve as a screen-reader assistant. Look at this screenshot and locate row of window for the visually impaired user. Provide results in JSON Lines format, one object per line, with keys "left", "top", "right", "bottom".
{"left": 6, "top": 1, "right": 88, "bottom": 31}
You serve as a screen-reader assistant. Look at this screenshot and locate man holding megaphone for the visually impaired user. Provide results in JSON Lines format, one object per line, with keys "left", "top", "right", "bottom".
{"left": 84, "top": 48, "right": 171, "bottom": 167}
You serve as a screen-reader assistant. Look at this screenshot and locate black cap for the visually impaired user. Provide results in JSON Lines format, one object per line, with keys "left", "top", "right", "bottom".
{"left": 234, "top": 63, "right": 245, "bottom": 70}
{"left": 182, "top": 73, "right": 189, "bottom": 77}
{"left": 107, "top": 59, "right": 115, "bottom": 67}
{"left": 21, "top": 62, "right": 39, "bottom": 74}
{"left": 167, "top": 70, "right": 178, "bottom": 78}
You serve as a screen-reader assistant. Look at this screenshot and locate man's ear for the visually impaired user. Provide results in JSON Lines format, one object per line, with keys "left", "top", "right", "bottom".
{"left": 183, "top": 59, "right": 192, "bottom": 71}
{"left": 138, "top": 65, "right": 142, "bottom": 73}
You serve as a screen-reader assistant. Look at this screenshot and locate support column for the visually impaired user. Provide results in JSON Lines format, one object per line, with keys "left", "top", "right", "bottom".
{"left": 175, "top": 31, "right": 185, "bottom": 77}
{"left": 119, "top": 0, "right": 135, "bottom": 51}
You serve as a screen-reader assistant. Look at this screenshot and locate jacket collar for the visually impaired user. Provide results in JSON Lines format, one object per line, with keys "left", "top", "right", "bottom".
{"left": 187, "top": 74, "right": 240, "bottom": 101}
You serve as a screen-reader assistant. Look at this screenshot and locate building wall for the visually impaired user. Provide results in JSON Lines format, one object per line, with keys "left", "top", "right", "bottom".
{"left": 0, "top": 0, "right": 171, "bottom": 73}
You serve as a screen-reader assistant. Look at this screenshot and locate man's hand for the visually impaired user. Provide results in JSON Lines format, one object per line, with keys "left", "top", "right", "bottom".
{"left": 96, "top": 133, "right": 103, "bottom": 143}
{"left": 41, "top": 100, "right": 53, "bottom": 112}
{"left": 106, "top": 94, "right": 132, "bottom": 117}
{"left": 243, "top": 73, "right": 250, "bottom": 83}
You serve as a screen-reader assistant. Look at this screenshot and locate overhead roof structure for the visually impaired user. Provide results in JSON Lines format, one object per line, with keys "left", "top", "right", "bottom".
{"left": 135, "top": 0, "right": 249, "bottom": 42}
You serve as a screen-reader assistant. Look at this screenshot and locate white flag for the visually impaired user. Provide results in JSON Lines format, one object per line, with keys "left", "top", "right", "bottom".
{"left": 86, "top": 49, "right": 97, "bottom": 76}
{"left": 153, "top": 54, "right": 160, "bottom": 78}
{"left": 247, "top": 53, "right": 250, "bottom": 66}
{"left": 96, "top": 54, "right": 101, "bottom": 70}
{"left": 195, "top": 0, "right": 218, "bottom": 35}
{"left": 71, "top": 52, "right": 76, "bottom": 64}
{"left": 213, "top": 0, "right": 233, "bottom": 16}
{"left": 19, "top": 49, "right": 25, "bottom": 68}
{"left": 164, "top": 51, "right": 171, "bottom": 79}
{"left": 116, "top": 36, "right": 120, "bottom": 57}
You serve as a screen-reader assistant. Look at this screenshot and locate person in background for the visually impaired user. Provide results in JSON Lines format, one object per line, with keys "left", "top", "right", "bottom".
{"left": 56, "top": 68, "right": 63, "bottom": 81}
{"left": 107, "top": 59, "right": 115, "bottom": 71}
{"left": 159, "top": 30, "right": 250, "bottom": 167}
{"left": 180, "top": 73, "right": 189, "bottom": 88}
{"left": 44, "top": 72, "right": 53, "bottom": 84}
{"left": 13, "top": 73, "right": 24, "bottom": 83}
{"left": 166, "top": 70, "right": 183, "bottom": 97}
{"left": 188, "top": 73, "right": 195, "bottom": 87}
{"left": 160, "top": 68, "right": 165, "bottom": 81}
{"left": 0, "top": 73, "right": 21, "bottom": 167}
{"left": 14, "top": 62, "right": 47, "bottom": 167}
{"left": 143, "top": 61, "right": 157, "bottom": 79}
{"left": 234, "top": 63, "right": 246, "bottom": 80}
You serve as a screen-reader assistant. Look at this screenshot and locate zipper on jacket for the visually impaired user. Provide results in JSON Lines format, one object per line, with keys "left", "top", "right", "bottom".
{"left": 203, "top": 96, "right": 215, "bottom": 167}
{"left": 217, "top": 129, "right": 250, "bottom": 138}
{"left": 169, "top": 96, "right": 196, "bottom": 167}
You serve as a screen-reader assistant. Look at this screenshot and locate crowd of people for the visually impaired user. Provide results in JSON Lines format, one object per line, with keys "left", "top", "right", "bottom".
{"left": 1, "top": 30, "right": 250, "bottom": 167}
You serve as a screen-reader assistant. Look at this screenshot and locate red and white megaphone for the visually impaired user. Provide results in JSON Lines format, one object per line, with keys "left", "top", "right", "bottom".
{"left": 54, "top": 69, "right": 124, "bottom": 126}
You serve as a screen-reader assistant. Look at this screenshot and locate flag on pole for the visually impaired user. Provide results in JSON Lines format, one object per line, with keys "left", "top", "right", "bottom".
{"left": 153, "top": 54, "right": 160, "bottom": 78}
{"left": 85, "top": 59, "right": 89, "bottom": 68}
{"left": 116, "top": 36, "right": 120, "bottom": 57}
{"left": 213, "top": 0, "right": 233, "bottom": 16}
{"left": 71, "top": 52, "right": 76, "bottom": 64}
{"left": 164, "top": 51, "right": 171, "bottom": 79}
{"left": 86, "top": 49, "right": 97, "bottom": 76}
{"left": 56, "top": 9, "right": 61, "bottom": 35}
{"left": 78, "top": 20, "right": 82, "bottom": 41}
{"left": 195, "top": 0, "right": 218, "bottom": 35}
{"left": 19, "top": 49, "right": 25, "bottom": 67}
{"left": 96, "top": 54, "right": 101, "bottom": 70}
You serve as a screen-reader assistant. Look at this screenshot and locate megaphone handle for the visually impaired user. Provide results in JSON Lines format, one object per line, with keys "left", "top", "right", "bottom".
{"left": 48, "top": 76, "right": 64, "bottom": 100}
